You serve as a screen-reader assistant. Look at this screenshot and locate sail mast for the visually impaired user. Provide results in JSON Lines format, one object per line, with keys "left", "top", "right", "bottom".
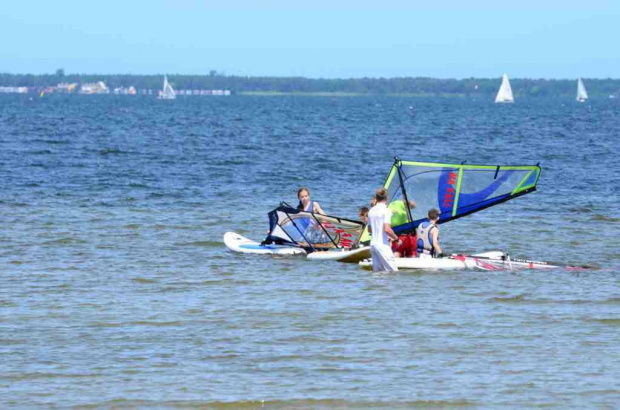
{"left": 394, "top": 158, "right": 414, "bottom": 224}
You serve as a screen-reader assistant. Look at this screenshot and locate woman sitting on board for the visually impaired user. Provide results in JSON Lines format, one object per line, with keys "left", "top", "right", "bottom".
{"left": 296, "top": 187, "right": 326, "bottom": 245}
{"left": 296, "top": 187, "right": 325, "bottom": 215}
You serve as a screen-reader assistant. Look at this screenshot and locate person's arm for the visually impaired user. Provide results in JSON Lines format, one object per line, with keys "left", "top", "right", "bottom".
{"left": 383, "top": 208, "right": 399, "bottom": 243}
{"left": 384, "top": 223, "right": 399, "bottom": 243}
{"left": 431, "top": 228, "right": 443, "bottom": 256}
{"left": 313, "top": 202, "right": 326, "bottom": 215}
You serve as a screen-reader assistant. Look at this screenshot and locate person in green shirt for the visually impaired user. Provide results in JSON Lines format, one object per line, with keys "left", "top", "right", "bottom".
{"left": 388, "top": 198, "right": 417, "bottom": 227}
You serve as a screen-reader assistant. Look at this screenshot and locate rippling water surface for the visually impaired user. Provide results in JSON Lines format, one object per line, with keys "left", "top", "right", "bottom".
{"left": 1, "top": 95, "right": 619, "bottom": 407}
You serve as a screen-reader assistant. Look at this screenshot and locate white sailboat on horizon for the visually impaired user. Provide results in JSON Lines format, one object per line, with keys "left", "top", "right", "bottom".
{"left": 158, "top": 75, "right": 176, "bottom": 100}
{"left": 495, "top": 73, "right": 514, "bottom": 103}
{"left": 576, "top": 78, "right": 588, "bottom": 102}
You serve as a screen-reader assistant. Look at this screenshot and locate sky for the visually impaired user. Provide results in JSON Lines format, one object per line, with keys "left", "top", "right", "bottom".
{"left": 1, "top": 0, "right": 618, "bottom": 79}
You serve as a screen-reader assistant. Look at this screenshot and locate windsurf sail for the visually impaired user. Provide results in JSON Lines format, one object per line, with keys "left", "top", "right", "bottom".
{"left": 263, "top": 204, "right": 365, "bottom": 252}
{"left": 383, "top": 158, "right": 541, "bottom": 234}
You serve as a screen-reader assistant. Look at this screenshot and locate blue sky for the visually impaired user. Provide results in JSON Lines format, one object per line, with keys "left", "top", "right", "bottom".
{"left": 1, "top": 0, "right": 618, "bottom": 78}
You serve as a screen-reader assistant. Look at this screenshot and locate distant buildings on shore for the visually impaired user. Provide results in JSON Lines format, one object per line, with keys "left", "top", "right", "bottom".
{"left": 0, "top": 86, "right": 29, "bottom": 94}
{"left": 114, "top": 86, "right": 137, "bottom": 95}
{"left": 81, "top": 81, "right": 108, "bottom": 94}
{"left": 176, "top": 89, "right": 231, "bottom": 96}
{"left": 0, "top": 81, "right": 231, "bottom": 96}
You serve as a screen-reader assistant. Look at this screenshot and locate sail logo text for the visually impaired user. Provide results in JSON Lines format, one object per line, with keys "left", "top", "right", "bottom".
{"left": 322, "top": 222, "right": 354, "bottom": 248}
{"left": 443, "top": 171, "right": 458, "bottom": 209}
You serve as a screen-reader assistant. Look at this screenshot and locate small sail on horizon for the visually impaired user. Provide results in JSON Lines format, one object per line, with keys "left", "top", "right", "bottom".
{"left": 158, "top": 75, "right": 176, "bottom": 100}
{"left": 576, "top": 78, "right": 588, "bottom": 102}
{"left": 495, "top": 73, "right": 514, "bottom": 103}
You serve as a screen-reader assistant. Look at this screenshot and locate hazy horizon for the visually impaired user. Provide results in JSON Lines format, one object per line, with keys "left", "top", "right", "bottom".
{"left": 1, "top": 71, "right": 617, "bottom": 81}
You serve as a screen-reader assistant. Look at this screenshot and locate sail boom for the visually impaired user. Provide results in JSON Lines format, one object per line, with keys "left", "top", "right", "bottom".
{"left": 400, "top": 160, "right": 538, "bottom": 171}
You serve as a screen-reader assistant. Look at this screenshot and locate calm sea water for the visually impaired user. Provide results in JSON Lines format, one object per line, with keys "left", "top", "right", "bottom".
{"left": 1, "top": 94, "right": 619, "bottom": 407}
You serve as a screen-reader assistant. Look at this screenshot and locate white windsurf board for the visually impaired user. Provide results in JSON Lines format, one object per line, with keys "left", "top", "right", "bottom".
{"left": 306, "top": 246, "right": 371, "bottom": 263}
{"left": 224, "top": 232, "right": 306, "bottom": 255}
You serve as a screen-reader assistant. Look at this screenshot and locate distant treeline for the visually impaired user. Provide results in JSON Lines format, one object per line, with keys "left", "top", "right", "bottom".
{"left": 1, "top": 70, "right": 619, "bottom": 97}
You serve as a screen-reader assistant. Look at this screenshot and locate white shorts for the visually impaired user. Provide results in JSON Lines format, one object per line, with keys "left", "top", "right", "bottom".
{"left": 370, "top": 244, "right": 398, "bottom": 272}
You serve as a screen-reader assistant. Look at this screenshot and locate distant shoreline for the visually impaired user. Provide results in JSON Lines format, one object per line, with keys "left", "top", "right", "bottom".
{"left": 1, "top": 72, "right": 619, "bottom": 98}
{"left": 239, "top": 91, "right": 462, "bottom": 97}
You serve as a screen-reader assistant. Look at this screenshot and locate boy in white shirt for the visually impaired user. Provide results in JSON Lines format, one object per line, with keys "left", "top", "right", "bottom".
{"left": 367, "top": 188, "right": 400, "bottom": 272}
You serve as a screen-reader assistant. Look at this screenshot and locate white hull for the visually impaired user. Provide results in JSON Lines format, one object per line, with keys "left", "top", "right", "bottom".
{"left": 359, "top": 251, "right": 581, "bottom": 271}
{"left": 359, "top": 255, "right": 469, "bottom": 271}
{"left": 306, "top": 246, "right": 371, "bottom": 263}
{"left": 224, "top": 232, "right": 306, "bottom": 255}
